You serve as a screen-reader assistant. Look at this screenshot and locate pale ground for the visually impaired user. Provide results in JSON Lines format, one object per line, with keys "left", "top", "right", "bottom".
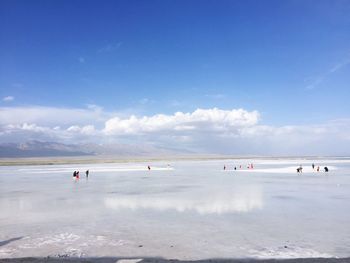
{"left": 0, "top": 159, "right": 350, "bottom": 260}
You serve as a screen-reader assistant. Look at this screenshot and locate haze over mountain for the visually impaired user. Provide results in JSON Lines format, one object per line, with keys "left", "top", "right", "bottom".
{"left": 0, "top": 140, "right": 192, "bottom": 158}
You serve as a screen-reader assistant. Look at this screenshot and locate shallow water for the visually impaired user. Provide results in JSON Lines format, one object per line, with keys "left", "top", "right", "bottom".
{"left": 0, "top": 159, "right": 350, "bottom": 259}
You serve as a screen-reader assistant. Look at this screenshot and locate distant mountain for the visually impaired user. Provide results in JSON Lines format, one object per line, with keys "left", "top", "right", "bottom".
{"left": 0, "top": 140, "right": 192, "bottom": 158}
{"left": 0, "top": 141, "right": 92, "bottom": 158}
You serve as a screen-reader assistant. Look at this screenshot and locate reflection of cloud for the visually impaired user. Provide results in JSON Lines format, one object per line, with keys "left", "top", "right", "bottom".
{"left": 104, "top": 190, "right": 263, "bottom": 214}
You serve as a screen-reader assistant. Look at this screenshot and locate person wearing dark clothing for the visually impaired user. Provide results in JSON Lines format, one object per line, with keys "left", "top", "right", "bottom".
{"left": 297, "top": 165, "right": 303, "bottom": 173}
{"left": 324, "top": 167, "right": 329, "bottom": 172}
{"left": 73, "top": 171, "right": 77, "bottom": 177}
{"left": 86, "top": 170, "right": 89, "bottom": 177}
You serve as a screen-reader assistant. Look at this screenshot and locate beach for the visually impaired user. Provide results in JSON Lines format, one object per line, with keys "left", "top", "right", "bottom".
{"left": 1, "top": 158, "right": 350, "bottom": 261}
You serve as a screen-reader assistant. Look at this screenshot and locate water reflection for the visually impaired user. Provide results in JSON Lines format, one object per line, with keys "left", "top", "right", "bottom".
{"left": 104, "top": 187, "right": 263, "bottom": 214}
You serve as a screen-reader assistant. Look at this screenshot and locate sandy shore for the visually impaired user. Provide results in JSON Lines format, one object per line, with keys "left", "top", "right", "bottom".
{"left": 0, "top": 258, "right": 350, "bottom": 263}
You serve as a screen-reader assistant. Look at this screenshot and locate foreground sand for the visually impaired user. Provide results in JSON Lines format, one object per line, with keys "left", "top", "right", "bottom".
{"left": 1, "top": 257, "right": 350, "bottom": 263}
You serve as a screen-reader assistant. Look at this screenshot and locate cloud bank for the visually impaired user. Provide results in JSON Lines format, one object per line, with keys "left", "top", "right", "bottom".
{"left": 0, "top": 106, "right": 349, "bottom": 155}
{"left": 104, "top": 108, "right": 259, "bottom": 135}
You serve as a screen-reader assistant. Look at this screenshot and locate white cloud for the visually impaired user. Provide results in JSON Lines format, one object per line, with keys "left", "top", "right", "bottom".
{"left": 0, "top": 105, "right": 108, "bottom": 127}
{"left": 97, "top": 42, "right": 122, "bottom": 53}
{"left": 306, "top": 57, "right": 350, "bottom": 90}
{"left": 205, "top": 93, "right": 226, "bottom": 99}
{"left": 67, "top": 125, "right": 96, "bottom": 135}
{"left": 169, "top": 100, "right": 181, "bottom": 107}
{"left": 19, "top": 123, "right": 49, "bottom": 132}
{"left": 138, "top": 98, "right": 154, "bottom": 105}
{"left": 0, "top": 123, "right": 99, "bottom": 144}
{"left": 104, "top": 108, "right": 259, "bottom": 135}
{"left": 329, "top": 58, "right": 350, "bottom": 73}
{"left": 2, "top": 96, "right": 14, "bottom": 102}
{"left": 305, "top": 77, "right": 324, "bottom": 90}
{"left": 11, "top": 83, "right": 23, "bottom": 88}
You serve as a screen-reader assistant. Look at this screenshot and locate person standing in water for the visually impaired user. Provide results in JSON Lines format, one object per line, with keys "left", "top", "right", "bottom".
{"left": 224, "top": 165, "right": 226, "bottom": 170}
{"left": 85, "top": 170, "right": 89, "bottom": 178}
{"left": 312, "top": 163, "right": 315, "bottom": 170}
{"left": 148, "top": 165, "right": 151, "bottom": 170}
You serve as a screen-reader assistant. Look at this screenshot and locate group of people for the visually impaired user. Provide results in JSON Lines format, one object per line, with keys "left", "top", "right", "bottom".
{"left": 73, "top": 169, "right": 89, "bottom": 180}
{"left": 71, "top": 165, "right": 157, "bottom": 180}
{"left": 296, "top": 164, "right": 329, "bottom": 173}
{"left": 313, "top": 163, "right": 329, "bottom": 172}
{"left": 69, "top": 163, "right": 330, "bottom": 178}
{"left": 223, "top": 163, "right": 254, "bottom": 171}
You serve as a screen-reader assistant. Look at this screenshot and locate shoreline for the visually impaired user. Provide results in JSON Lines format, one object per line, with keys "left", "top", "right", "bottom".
{"left": 1, "top": 155, "right": 349, "bottom": 167}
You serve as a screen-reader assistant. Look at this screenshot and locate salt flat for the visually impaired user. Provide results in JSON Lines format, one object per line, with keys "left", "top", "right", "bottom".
{"left": 0, "top": 159, "right": 349, "bottom": 260}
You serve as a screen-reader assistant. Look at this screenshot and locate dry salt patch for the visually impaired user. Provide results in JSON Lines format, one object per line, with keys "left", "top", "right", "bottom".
{"left": 249, "top": 245, "right": 334, "bottom": 259}
{"left": 19, "top": 233, "right": 81, "bottom": 249}
{"left": 16, "top": 233, "right": 130, "bottom": 258}
{"left": 116, "top": 259, "right": 143, "bottom": 263}
{"left": 0, "top": 247, "right": 16, "bottom": 257}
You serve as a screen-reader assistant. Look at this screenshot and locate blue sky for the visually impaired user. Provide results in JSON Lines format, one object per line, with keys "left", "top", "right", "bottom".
{"left": 0, "top": 0, "right": 350, "bottom": 154}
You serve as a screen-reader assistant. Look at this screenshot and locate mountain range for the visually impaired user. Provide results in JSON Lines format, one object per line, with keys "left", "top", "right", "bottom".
{"left": 0, "top": 140, "right": 190, "bottom": 158}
